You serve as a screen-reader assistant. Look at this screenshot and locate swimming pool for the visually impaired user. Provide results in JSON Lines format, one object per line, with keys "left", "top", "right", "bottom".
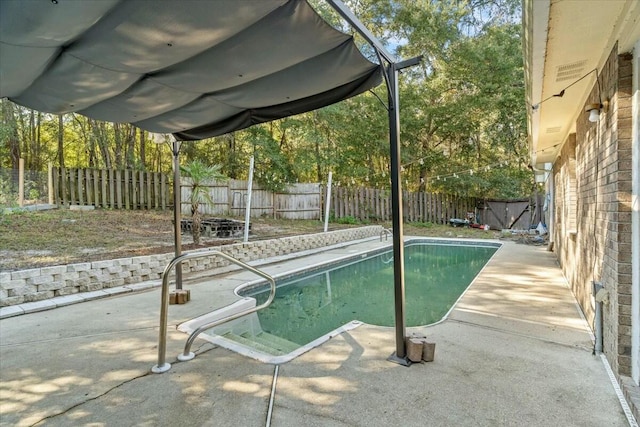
{"left": 179, "top": 239, "right": 500, "bottom": 363}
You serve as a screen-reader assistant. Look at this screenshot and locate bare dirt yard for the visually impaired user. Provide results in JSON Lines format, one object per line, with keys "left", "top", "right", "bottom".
{"left": 0, "top": 207, "right": 500, "bottom": 271}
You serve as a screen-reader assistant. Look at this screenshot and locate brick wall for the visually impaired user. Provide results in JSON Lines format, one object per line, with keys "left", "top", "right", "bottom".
{"left": 552, "top": 43, "right": 634, "bottom": 377}
{"left": 553, "top": 134, "right": 587, "bottom": 316}
{"left": 613, "top": 50, "right": 634, "bottom": 376}
{"left": 0, "top": 226, "right": 383, "bottom": 307}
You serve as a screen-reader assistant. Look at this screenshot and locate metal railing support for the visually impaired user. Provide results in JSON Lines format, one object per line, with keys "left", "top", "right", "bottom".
{"left": 151, "top": 250, "right": 277, "bottom": 374}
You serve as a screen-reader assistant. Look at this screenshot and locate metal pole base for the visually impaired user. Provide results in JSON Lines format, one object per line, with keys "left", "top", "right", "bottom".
{"left": 387, "top": 352, "right": 411, "bottom": 367}
{"left": 151, "top": 363, "right": 171, "bottom": 374}
{"left": 177, "top": 351, "right": 195, "bottom": 362}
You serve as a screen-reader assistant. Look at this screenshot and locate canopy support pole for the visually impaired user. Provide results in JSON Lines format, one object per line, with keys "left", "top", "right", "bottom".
{"left": 384, "top": 57, "right": 422, "bottom": 365}
{"left": 171, "top": 138, "right": 183, "bottom": 290}
{"left": 326, "top": 0, "right": 421, "bottom": 366}
{"left": 386, "top": 63, "right": 408, "bottom": 364}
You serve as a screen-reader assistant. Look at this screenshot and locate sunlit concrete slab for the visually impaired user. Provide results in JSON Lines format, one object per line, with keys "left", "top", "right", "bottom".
{"left": 449, "top": 243, "right": 595, "bottom": 349}
{"left": 274, "top": 322, "right": 625, "bottom": 426}
{"left": 0, "top": 239, "right": 632, "bottom": 426}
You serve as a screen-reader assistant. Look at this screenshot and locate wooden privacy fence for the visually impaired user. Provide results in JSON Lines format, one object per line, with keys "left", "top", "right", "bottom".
{"left": 181, "top": 179, "right": 321, "bottom": 219}
{"left": 185, "top": 179, "right": 477, "bottom": 224}
{"left": 53, "top": 167, "right": 169, "bottom": 209}
{"left": 327, "top": 186, "right": 477, "bottom": 225}
{"left": 46, "top": 169, "right": 524, "bottom": 227}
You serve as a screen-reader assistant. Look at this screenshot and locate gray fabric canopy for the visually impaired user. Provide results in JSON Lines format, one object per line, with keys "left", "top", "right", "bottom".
{"left": 2, "top": 0, "right": 417, "bottom": 363}
{"left": 0, "top": 0, "right": 382, "bottom": 140}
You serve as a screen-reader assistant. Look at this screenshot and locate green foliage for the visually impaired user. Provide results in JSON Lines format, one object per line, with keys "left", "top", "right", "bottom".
{"left": 0, "top": 0, "right": 532, "bottom": 201}
{"left": 180, "top": 159, "right": 227, "bottom": 244}
{"left": 0, "top": 174, "right": 16, "bottom": 207}
{"left": 180, "top": 160, "right": 227, "bottom": 210}
{"left": 335, "top": 216, "right": 368, "bottom": 225}
{"left": 248, "top": 125, "right": 296, "bottom": 192}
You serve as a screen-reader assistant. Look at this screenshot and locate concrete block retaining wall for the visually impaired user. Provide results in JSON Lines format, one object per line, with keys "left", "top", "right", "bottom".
{"left": 0, "top": 226, "right": 382, "bottom": 307}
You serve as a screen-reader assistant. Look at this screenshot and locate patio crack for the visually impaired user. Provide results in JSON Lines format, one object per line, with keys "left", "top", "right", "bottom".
{"left": 28, "top": 370, "right": 152, "bottom": 427}
{"left": 27, "top": 343, "right": 217, "bottom": 426}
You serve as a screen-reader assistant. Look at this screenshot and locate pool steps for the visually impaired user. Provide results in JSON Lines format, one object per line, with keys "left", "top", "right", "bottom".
{"left": 178, "top": 299, "right": 298, "bottom": 357}
{"left": 223, "top": 331, "right": 299, "bottom": 356}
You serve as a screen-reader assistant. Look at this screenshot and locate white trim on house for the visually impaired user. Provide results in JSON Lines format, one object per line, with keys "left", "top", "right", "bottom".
{"left": 631, "top": 39, "right": 640, "bottom": 386}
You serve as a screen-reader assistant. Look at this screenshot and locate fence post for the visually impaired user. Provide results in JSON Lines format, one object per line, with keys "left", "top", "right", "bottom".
{"left": 18, "top": 158, "right": 24, "bottom": 206}
{"left": 48, "top": 162, "right": 54, "bottom": 205}
{"left": 85, "top": 168, "right": 92, "bottom": 206}
{"left": 125, "top": 169, "right": 131, "bottom": 209}
{"left": 116, "top": 170, "right": 122, "bottom": 208}
{"left": 160, "top": 173, "right": 166, "bottom": 210}
{"left": 324, "top": 172, "right": 332, "bottom": 232}
{"left": 244, "top": 156, "right": 254, "bottom": 242}
{"left": 52, "top": 167, "right": 59, "bottom": 205}
{"left": 93, "top": 169, "right": 99, "bottom": 208}
{"left": 76, "top": 168, "right": 83, "bottom": 206}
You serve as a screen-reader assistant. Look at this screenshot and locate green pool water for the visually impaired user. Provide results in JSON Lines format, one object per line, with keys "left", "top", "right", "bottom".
{"left": 240, "top": 242, "right": 498, "bottom": 346}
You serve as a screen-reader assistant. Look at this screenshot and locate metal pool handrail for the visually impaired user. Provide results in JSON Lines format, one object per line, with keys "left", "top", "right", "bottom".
{"left": 152, "top": 250, "right": 276, "bottom": 374}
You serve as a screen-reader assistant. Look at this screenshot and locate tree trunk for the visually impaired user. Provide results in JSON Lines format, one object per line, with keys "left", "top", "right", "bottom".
{"left": 315, "top": 138, "right": 322, "bottom": 182}
{"left": 418, "top": 166, "right": 427, "bottom": 192}
{"left": 125, "top": 123, "right": 135, "bottom": 169}
{"left": 113, "top": 123, "right": 123, "bottom": 168}
{"left": 91, "top": 119, "right": 112, "bottom": 169}
{"left": 139, "top": 128, "right": 146, "bottom": 168}
{"left": 154, "top": 143, "right": 162, "bottom": 172}
{"left": 27, "top": 109, "right": 35, "bottom": 169}
{"left": 192, "top": 208, "right": 202, "bottom": 245}
{"left": 2, "top": 100, "right": 21, "bottom": 170}
{"left": 57, "top": 114, "right": 65, "bottom": 168}
{"left": 34, "top": 111, "right": 42, "bottom": 170}
{"left": 226, "top": 132, "right": 242, "bottom": 179}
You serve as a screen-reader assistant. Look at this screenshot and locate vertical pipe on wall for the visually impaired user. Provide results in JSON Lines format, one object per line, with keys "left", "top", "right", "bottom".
{"left": 594, "top": 281, "right": 604, "bottom": 353}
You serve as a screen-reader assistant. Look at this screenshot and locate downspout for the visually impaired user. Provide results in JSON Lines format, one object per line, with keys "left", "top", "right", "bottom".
{"left": 593, "top": 281, "right": 606, "bottom": 354}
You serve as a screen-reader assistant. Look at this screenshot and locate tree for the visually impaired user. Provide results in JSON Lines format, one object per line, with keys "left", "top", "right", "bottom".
{"left": 57, "top": 114, "right": 65, "bottom": 168}
{"left": 180, "top": 160, "right": 227, "bottom": 245}
{"left": 0, "top": 99, "right": 20, "bottom": 170}
{"left": 0, "top": 0, "right": 532, "bottom": 201}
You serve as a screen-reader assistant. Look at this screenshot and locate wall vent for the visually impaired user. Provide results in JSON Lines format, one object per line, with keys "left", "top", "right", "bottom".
{"left": 555, "top": 60, "right": 587, "bottom": 82}
{"left": 546, "top": 126, "right": 562, "bottom": 134}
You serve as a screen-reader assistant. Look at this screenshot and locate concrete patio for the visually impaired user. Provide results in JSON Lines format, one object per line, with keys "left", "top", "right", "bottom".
{"left": 0, "top": 239, "right": 634, "bottom": 426}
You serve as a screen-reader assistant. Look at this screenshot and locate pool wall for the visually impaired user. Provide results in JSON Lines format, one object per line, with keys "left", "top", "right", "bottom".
{"left": 236, "top": 237, "right": 502, "bottom": 296}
